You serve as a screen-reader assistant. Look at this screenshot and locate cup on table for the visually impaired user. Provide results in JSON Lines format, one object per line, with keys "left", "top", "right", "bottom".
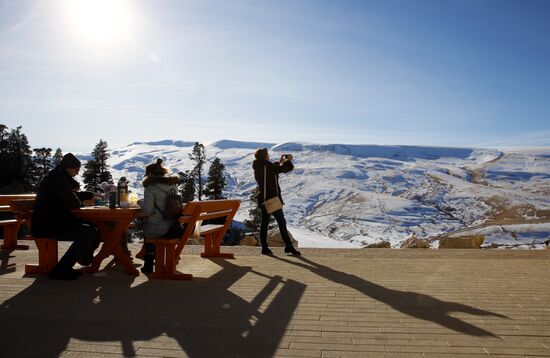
{"left": 109, "top": 192, "right": 117, "bottom": 209}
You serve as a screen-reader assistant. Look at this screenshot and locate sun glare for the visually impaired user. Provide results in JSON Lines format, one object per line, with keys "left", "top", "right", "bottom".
{"left": 65, "top": 0, "right": 133, "bottom": 47}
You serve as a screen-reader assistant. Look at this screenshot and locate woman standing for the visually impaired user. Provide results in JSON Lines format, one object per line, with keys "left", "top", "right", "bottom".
{"left": 140, "top": 159, "right": 183, "bottom": 273}
{"left": 253, "top": 147, "right": 301, "bottom": 256}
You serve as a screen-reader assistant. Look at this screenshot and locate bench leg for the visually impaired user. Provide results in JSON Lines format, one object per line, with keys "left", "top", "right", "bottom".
{"left": 1, "top": 222, "right": 29, "bottom": 250}
{"left": 154, "top": 242, "right": 166, "bottom": 274}
{"left": 200, "top": 233, "right": 234, "bottom": 259}
{"left": 148, "top": 242, "right": 193, "bottom": 280}
{"left": 25, "top": 239, "right": 58, "bottom": 274}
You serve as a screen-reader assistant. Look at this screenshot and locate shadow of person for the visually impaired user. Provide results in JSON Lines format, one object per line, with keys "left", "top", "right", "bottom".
{"left": 0, "top": 249, "right": 16, "bottom": 275}
{"left": 0, "top": 258, "right": 305, "bottom": 357}
{"left": 273, "top": 255, "right": 507, "bottom": 337}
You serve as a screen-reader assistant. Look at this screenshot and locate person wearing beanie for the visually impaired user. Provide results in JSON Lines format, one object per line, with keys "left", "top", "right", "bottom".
{"left": 31, "top": 153, "right": 99, "bottom": 280}
{"left": 139, "top": 158, "right": 183, "bottom": 274}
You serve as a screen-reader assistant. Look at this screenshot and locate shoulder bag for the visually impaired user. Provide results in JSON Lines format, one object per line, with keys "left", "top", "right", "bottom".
{"left": 264, "top": 164, "right": 283, "bottom": 214}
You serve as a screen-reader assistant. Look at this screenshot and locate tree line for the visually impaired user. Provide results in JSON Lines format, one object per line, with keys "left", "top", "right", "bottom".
{"left": 0, "top": 124, "right": 227, "bottom": 202}
{"left": 0, "top": 124, "right": 63, "bottom": 193}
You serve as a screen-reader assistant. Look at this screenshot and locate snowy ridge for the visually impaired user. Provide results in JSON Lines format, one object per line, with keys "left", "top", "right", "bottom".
{"left": 209, "top": 139, "right": 276, "bottom": 150}
{"left": 271, "top": 142, "right": 495, "bottom": 161}
{"left": 103, "top": 139, "right": 550, "bottom": 249}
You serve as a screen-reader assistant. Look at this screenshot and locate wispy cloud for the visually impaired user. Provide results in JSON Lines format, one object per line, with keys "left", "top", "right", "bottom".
{"left": 471, "top": 131, "right": 550, "bottom": 148}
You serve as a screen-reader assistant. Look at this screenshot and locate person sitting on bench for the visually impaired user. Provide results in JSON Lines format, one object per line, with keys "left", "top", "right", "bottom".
{"left": 31, "top": 153, "right": 99, "bottom": 280}
{"left": 139, "top": 159, "right": 183, "bottom": 274}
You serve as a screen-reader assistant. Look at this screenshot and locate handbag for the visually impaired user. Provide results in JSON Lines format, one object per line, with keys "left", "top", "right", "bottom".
{"left": 264, "top": 164, "right": 283, "bottom": 214}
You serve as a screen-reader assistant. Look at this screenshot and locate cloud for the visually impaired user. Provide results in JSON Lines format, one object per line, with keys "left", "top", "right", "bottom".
{"left": 471, "top": 130, "right": 550, "bottom": 148}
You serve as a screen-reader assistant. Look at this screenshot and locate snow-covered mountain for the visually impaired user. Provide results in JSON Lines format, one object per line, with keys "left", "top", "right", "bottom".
{"left": 100, "top": 140, "right": 550, "bottom": 249}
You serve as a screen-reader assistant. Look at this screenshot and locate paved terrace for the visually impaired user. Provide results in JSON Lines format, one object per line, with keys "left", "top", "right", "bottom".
{"left": 1, "top": 243, "right": 550, "bottom": 358}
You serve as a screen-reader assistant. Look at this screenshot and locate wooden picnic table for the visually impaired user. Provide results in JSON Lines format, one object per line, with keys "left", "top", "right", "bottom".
{"left": 72, "top": 207, "right": 142, "bottom": 276}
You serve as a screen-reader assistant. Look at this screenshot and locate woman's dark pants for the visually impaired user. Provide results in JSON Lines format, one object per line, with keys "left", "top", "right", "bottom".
{"left": 260, "top": 206, "right": 293, "bottom": 248}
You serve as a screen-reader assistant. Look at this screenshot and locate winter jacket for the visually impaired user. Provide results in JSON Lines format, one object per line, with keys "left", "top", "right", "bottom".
{"left": 140, "top": 176, "right": 181, "bottom": 238}
{"left": 31, "top": 167, "right": 85, "bottom": 238}
{"left": 253, "top": 159, "right": 294, "bottom": 205}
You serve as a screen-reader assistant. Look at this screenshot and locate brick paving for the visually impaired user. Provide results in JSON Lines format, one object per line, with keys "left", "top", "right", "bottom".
{"left": 1, "top": 243, "right": 550, "bottom": 357}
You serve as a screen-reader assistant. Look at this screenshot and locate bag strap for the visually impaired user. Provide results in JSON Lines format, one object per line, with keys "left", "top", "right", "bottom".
{"left": 263, "top": 163, "right": 279, "bottom": 202}
{"left": 153, "top": 202, "right": 163, "bottom": 214}
{"left": 152, "top": 186, "right": 177, "bottom": 215}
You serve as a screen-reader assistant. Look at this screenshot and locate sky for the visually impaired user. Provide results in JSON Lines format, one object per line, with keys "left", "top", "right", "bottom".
{"left": 0, "top": 0, "right": 549, "bottom": 152}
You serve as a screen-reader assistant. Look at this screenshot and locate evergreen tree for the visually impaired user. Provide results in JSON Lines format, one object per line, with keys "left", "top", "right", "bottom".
{"left": 52, "top": 147, "right": 63, "bottom": 166}
{"left": 188, "top": 142, "right": 206, "bottom": 200}
{"left": 0, "top": 124, "right": 9, "bottom": 189}
{"left": 33, "top": 147, "right": 53, "bottom": 185}
{"left": 204, "top": 157, "right": 226, "bottom": 200}
{"left": 178, "top": 170, "right": 195, "bottom": 202}
{"left": 82, "top": 139, "right": 112, "bottom": 192}
{"left": 244, "top": 186, "right": 275, "bottom": 233}
{"left": 0, "top": 126, "right": 35, "bottom": 193}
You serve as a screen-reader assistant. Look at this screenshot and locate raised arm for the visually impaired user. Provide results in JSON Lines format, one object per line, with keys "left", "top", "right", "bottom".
{"left": 271, "top": 160, "right": 294, "bottom": 174}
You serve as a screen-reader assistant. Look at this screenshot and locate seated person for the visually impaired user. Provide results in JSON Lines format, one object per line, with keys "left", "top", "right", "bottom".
{"left": 31, "top": 153, "right": 99, "bottom": 280}
{"left": 139, "top": 159, "right": 183, "bottom": 274}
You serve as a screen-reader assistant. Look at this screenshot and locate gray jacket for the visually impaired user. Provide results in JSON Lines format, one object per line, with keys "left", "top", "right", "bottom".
{"left": 140, "top": 176, "right": 180, "bottom": 238}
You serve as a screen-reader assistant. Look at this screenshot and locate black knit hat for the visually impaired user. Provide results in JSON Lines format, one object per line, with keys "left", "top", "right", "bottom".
{"left": 59, "top": 153, "right": 81, "bottom": 169}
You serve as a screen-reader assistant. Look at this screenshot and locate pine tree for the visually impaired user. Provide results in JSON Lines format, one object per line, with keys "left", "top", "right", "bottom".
{"left": 52, "top": 147, "right": 63, "bottom": 166}
{"left": 244, "top": 186, "right": 275, "bottom": 233}
{"left": 82, "top": 139, "right": 112, "bottom": 192}
{"left": 0, "top": 124, "right": 9, "bottom": 190}
{"left": 204, "top": 157, "right": 226, "bottom": 200}
{"left": 178, "top": 170, "right": 195, "bottom": 202}
{"left": 33, "top": 147, "right": 53, "bottom": 185}
{"left": 1, "top": 126, "right": 36, "bottom": 193}
{"left": 188, "top": 142, "right": 206, "bottom": 200}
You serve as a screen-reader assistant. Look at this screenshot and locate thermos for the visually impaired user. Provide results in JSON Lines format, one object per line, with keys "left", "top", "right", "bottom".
{"left": 117, "top": 177, "right": 129, "bottom": 207}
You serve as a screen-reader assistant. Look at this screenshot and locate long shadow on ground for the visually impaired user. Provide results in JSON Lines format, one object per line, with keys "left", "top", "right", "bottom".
{"left": 0, "top": 259, "right": 305, "bottom": 358}
{"left": 274, "top": 255, "right": 507, "bottom": 337}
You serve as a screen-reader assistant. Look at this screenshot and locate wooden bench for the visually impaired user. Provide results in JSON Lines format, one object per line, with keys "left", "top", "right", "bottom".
{"left": 144, "top": 199, "right": 240, "bottom": 280}
{"left": 0, "top": 195, "right": 35, "bottom": 250}
{"left": 0, "top": 194, "right": 36, "bottom": 206}
{"left": 0, "top": 219, "right": 22, "bottom": 250}
{"left": 10, "top": 199, "right": 58, "bottom": 274}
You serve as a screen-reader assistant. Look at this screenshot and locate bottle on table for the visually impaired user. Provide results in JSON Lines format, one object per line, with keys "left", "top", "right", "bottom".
{"left": 117, "top": 177, "right": 129, "bottom": 208}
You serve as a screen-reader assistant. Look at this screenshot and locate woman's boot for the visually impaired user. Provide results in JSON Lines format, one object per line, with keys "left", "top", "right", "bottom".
{"left": 284, "top": 246, "right": 301, "bottom": 256}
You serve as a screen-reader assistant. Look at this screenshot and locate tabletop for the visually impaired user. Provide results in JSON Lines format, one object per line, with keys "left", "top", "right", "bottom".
{"left": 72, "top": 206, "right": 142, "bottom": 220}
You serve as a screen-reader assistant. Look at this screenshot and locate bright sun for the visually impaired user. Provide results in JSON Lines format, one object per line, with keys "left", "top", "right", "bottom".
{"left": 65, "top": 0, "right": 133, "bottom": 46}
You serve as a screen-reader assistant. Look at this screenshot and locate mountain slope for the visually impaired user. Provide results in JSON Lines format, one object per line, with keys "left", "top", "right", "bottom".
{"left": 101, "top": 140, "right": 550, "bottom": 248}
